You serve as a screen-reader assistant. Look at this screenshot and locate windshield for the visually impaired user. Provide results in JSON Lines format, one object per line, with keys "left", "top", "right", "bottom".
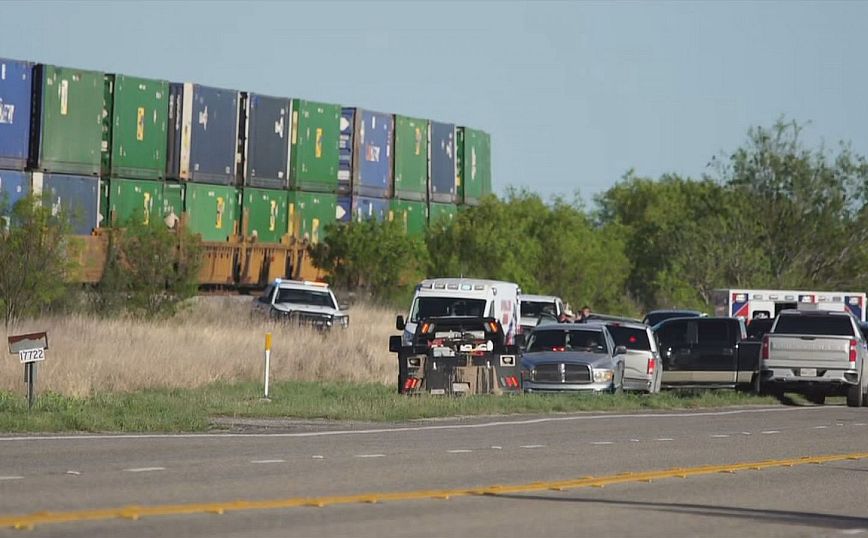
{"left": 410, "top": 297, "right": 488, "bottom": 322}
{"left": 607, "top": 326, "right": 652, "bottom": 351}
{"left": 527, "top": 329, "right": 608, "bottom": 353}
{"left": 521, "top": 301, "right": 556, "bottom": 319}
{"left": 773, "top": 315, "right": 855, "bottom": 336}
{"left": 275, "top": 288, "right": 336, "bottom": 308}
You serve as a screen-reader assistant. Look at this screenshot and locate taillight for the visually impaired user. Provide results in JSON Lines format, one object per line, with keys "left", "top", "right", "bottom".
{"left": 501, "top": 376, "right": 519, "bottom": 388}
{"left": 849, "top": 339, "right": 857, "bottom": 366}
{"left": 550, "top": 346, "right": 566, "bottom": 352}
{"left": 647, "top": 358, "right": 655, "bottom": 375}
{"left": 761, "top": 336, "right": 770, "bottom": 361}
{"left": 403, "top": 377, "right": 421, "bottom": 391}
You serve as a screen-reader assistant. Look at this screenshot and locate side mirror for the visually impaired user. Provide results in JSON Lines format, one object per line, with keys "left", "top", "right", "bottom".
{"left": 514, "top": 334, "right": 525, "bottom": 348}
{"left": 396, "top": 315, "right": 406, "bottom": 331}
{"left": 614, "top": 345, "right": 627, "bottom": 356}
{"left": 389, "top": 335, "right": 402, "bottom": 353}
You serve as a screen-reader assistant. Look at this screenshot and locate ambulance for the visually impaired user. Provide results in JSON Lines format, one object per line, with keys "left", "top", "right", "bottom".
{"left": 711, "top": 289, "right": 867, "bottom": 322}
{"left": 396, "top": 278, "right": 521, "bottom": 346}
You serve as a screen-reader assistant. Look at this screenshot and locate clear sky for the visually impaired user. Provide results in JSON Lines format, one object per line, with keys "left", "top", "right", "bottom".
{"left": 3, "top": 1, "right": 866, "bottom": 202}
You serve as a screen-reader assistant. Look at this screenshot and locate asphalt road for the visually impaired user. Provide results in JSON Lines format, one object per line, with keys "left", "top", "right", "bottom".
{"left": 1, "top": 405, "right": 867, "bottom": 537}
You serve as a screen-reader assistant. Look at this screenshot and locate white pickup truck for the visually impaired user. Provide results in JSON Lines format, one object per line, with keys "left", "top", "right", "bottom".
{"left": 760, "top": 310, "right": 867, "bottom": 407}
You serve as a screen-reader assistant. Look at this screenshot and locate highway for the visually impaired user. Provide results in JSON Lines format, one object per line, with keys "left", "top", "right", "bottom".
{"left": 1, "top": 405, "right": 867, "bottom": 537}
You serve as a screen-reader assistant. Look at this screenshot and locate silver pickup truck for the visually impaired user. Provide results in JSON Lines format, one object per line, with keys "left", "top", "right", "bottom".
{"left": 761, "top": 310, "right": 867, "bottom": 407}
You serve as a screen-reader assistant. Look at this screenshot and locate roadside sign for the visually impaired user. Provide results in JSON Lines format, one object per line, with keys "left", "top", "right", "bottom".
{"left": 8, "top": 332, "right": 48, "bottom": 410}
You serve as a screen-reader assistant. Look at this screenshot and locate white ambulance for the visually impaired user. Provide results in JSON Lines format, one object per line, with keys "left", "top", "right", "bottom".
{"left": 397, "top": 278, "right": 521, "bottom": 346}
{"left": 711, "top": 289, "right": 867, "bottom": 322}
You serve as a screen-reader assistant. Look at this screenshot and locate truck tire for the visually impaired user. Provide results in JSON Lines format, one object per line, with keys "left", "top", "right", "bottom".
{"left": 847, "top": 382, "right": 864, "bottom": 408}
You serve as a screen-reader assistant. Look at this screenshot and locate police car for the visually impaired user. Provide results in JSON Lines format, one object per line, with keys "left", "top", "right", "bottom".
{"left": 253, "top": 279, "right": 349, "bottom": 329}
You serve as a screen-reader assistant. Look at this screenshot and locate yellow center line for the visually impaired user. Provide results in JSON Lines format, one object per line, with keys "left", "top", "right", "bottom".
{"left": 2, "top": 452, "right": 867, "bottom": 530}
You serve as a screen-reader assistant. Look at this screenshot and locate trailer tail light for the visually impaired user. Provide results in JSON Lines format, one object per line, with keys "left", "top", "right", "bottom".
{"left": 501, "top": 376, "right": 519, "bottom": 388}
{"left": 849, "top": 339, "right": 857, "bottom": 366}
{"left": 647, "top": 358, "right": 655, "bottom": 375}
{"left": 403, "top": 377, "right": 421, "bottom": 391}
{"left": 761, "top": 335, "right": 770, "bottom": 361}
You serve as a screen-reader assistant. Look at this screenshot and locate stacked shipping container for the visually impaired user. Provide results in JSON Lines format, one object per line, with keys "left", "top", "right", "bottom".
{"left": 2, "top": 56, "right": 492, "bottom": 250}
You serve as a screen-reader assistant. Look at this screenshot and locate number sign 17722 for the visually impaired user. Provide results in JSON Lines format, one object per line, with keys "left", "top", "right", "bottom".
{"left": 18, "top": 348, "right": 45, "bottom": 364}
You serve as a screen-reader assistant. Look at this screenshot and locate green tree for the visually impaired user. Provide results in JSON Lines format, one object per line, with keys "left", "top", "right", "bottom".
{"left": 0, "top": 194, "right": 73, "bottom": 327}
{"left": 712, "top": 119, "right": 868, "bottom": 289}
{"left": 309, "top": 219, "right": 428, "bottom": 304}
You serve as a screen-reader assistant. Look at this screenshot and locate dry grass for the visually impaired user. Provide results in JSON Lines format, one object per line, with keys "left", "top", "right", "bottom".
{"left": 0, "top": 297, "right": 398, "bottom": 397}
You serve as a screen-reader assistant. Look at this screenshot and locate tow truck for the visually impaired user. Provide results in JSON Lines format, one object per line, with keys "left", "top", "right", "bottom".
{"left": 389, "top": 316, "right": 523, "bottom": 395}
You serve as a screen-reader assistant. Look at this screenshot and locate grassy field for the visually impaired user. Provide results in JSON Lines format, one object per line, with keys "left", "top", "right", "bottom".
{"left": 0, "top": 380, "right": 779, "bottom": 432}
{"left": 0, "top": 297, "right": 398, "bottom": 397}
{"left": 0, "top": 298, "right": 781, "bottom": 433}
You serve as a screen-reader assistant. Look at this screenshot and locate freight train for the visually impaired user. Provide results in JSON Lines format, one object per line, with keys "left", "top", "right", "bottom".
{"left": 0, "top": 57, "right": 493, "bottom": 287}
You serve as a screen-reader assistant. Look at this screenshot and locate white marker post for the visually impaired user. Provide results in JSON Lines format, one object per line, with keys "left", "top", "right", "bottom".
{"left": 263, "top": 332, "right": 272, "bottom": 400}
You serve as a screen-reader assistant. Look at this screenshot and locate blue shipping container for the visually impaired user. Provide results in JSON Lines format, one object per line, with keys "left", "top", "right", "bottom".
{"left": 338, "top": 108, "right": 354, "bottom": 194}
{"left": 347, "top": 109, "right": 393, "bottom": 198}
{"left": 167, "top": 83, "right": 239, "bottom": 185}
{"left": 243, "top": 93, "right": 290, "bottom": 189}
{"left": 429, "top": 121, "right": 456, "bottom": 203}
{"left": 0, "top": 59, "right": 33, "bottom": 169}
{"left": 352, "top": 196, "right": 389, "bottom": 222}
{"left": 0, "top": 169, "right": 29, "bottom": 215}
{"left": 33, "top": 172, "right": 99, "bottom": 235}
{"left": 336, "top": 195, "right": 352, "bottom": 223}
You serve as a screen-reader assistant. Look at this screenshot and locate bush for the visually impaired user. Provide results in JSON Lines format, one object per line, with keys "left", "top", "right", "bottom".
{"left": 94, "top": 218, "right": 202, "bottom": 319}
{"left": 0, "top": 194, "right": 73, "bottom": 328}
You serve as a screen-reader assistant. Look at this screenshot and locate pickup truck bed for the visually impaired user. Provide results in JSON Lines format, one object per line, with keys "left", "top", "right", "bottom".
{"left": 761, "top": 310, "right": 867, "bottom": 407}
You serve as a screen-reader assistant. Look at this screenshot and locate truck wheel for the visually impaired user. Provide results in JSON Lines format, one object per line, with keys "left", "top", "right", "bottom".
{"left": 846, "top": 383, "right": 864, "bottom": 408}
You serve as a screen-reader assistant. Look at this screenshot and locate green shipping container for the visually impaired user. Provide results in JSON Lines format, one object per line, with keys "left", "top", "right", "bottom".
{"left": 185, "top": 183, "right": 239, "bottom": 242}
{"left": 108, "top": 178, "right": 163, "bottom": 227}
{"left": 102, "top": 74, "right": 169, "bottom": 180}
{"left": 389, "top": 199, "right": 428, "bottom": 237}
{"left": 33, "top": 65, "right": 105, "bottom": 175}
{"left": 290, "top": 99, "right": 340, "bottom": 192}
{"left": 393, "top": 115, "right": 428, "bottom": 201}
{"left": 242, "top": 187, "right": 288, "bottom": 244}
{"left": 459, "top": 127, "right": 491, "bottom": 206}
{"left": 287, "top": 191, "right": 336, "bottom": 244}
{"left": 429, "top": 202, "right": 457, "bottom": 227}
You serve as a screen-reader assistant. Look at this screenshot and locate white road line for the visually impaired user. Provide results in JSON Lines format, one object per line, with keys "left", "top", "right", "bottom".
{"left": 840, "top": 529, "right": 866, "bottom": 535}
{"left": 710, "top": 434, "right": 730, "bottom": 438}
{"left": 312, "top": 455, "right": 324, "bottom": 459}
{"left": 65, "top": 470, "right": 81, "bottom": 476}
{"left": 0, "top": 476, "right": 23, "bottom": 481}
{"left": 591, "top": 441, "right": 614, "bottom": 445}
{"left": 854, "top": 423, "right": 866, "bottom": 427}
{"left": 354, "top": 454, "right": 386, "bottom": 459}
{"left": 629, "top": 439, "right": 640, "bottom": 443}
{"left": 520, "top": 444, "right": 546, "bottom": 449}
{"left": 655, "top": 438, "right": 674, "bottom": 441}
{"left": 123, "top": 467, "right": 165, "bottom": 473}
{"left": 491, "top": 446, "right": 503, "bottom": 450}
{"left": 741, "top": 432, "right": 752, "bottom": 435}
{"left": 0, "top": 407, "right": 831, "bottom": 443}
{"left": 447, "top": 449, "right": 473, "bottom": 454}
{"left": 813, "top": 425, "right": 828, "bottom": 429}
{"left": 250, "top": 459, "right": 285, "bottom": 464}
{"left": 761, "top": 430, "right": 781, "bottom": 435}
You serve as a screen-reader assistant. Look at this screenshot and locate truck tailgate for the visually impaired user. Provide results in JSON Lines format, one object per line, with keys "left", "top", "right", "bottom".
{"left": 767, "top": 335, "right": 852, "bottom": 368}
